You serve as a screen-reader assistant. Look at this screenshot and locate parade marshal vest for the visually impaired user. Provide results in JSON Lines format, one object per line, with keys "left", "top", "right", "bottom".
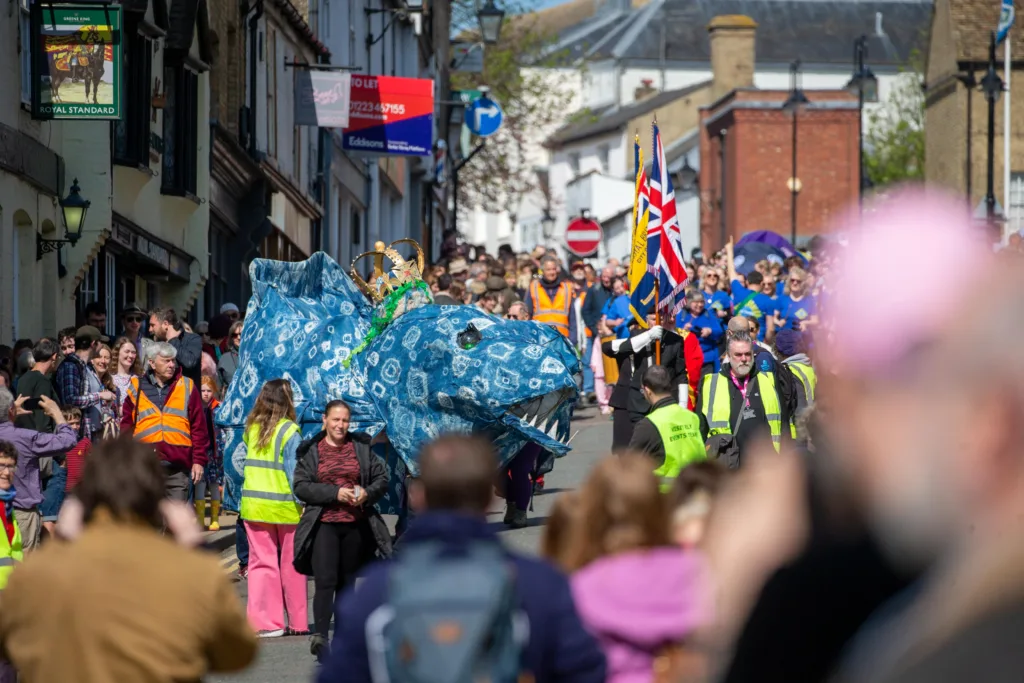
{"left": 126, "top": 375, "right": 194, "bottom": 447}
{"left": 0, "top": 516, "right": 24, "bottom": 591}
{"left": 646, "top": 402, "right": 706, "bottom": 491}
{"left": 787, "top": 361, "right": 817, "bottom": 438}
{"left": 239, "top": 420, "right": 302, "bottom": 525}
{"left": 529, "top": 280, "right": 573, "bottom": 338}
{"left": 701, "top": 372, "right": 783, "bottom": 453}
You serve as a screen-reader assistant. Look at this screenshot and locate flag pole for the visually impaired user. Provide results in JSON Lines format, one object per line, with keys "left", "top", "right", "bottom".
{"left": 654, "top": 283, "right": 661, "bottom": 364}
{"left": 1005, "top": 31, "right": 1012, "bottom": 242}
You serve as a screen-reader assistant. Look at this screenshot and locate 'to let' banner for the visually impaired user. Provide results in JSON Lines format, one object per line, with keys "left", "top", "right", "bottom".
{"left": 342, "top": 75, "right": 434, "bottom": 157}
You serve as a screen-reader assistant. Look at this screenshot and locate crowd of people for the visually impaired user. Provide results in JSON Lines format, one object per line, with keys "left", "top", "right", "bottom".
{"left": 5, "top": 190, "right": 1024, "bottom": 683}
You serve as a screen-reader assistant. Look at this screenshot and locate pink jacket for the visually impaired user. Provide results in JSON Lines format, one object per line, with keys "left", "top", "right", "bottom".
{"left": 571, "top": 548, "right": 711, "bottom": 683}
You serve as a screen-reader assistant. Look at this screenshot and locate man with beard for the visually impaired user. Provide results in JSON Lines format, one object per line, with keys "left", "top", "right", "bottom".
{"left": 602, "top": 313, "right": 703, "bottom": 451}
{"left": 698, "top": 332, "right": 789, "bottom": 460}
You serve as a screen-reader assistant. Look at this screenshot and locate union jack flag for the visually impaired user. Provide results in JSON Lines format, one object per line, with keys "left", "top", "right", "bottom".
{"left": 648, "top": 123, "right": 690, "bottom": 316}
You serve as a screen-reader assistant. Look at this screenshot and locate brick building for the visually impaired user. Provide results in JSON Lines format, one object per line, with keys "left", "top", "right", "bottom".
{"left": 925, "top": 0, "right": 1024, "bottom": 235}
{"left": 698, "top": 16, "right": 861, "bottom": 254}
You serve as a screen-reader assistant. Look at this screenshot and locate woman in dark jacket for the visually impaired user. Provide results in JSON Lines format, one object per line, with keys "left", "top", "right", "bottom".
{"left": 293, "top": 399, "right": 392, "bottom": 662}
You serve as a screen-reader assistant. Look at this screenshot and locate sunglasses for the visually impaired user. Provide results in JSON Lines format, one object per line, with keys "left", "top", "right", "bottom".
{"left": 233, "top": 333, "right": 242, "bottom": 338}
{"left": 789, "top": 279, "right": 802, "bottom": 284}
{"left": 125, "top": 316, "right": 143, "bottom": 323}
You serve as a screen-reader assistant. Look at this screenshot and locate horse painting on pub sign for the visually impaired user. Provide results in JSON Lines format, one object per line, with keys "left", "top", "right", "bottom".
{"left": 32, "top": 3, "right": 122, "bottom": 120}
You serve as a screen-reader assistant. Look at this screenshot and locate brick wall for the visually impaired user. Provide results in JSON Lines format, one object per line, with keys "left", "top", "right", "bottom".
{"left": 699, "top": 90, "right": 860, "bottom": 253}
{"left": 208, "top": 0, "right": 246, "bottom": 137}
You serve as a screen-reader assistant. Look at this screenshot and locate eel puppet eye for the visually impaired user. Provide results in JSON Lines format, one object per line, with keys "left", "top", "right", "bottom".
{"left": 457, "top": 323, "right": 482, "bottom": 350}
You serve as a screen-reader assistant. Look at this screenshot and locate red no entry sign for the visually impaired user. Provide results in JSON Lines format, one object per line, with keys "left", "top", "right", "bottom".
{"left": 564, "top": 216, "right": 603, "bottom": 257}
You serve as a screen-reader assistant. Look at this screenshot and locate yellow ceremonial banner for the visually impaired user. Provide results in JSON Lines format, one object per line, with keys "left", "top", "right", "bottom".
{"left": 628, "top": 136, "right": 653, "bottom": 327}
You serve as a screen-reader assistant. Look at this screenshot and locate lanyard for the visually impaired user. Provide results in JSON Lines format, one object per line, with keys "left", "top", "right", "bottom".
{"left": 729, "top": 372, "right": 751, "bottom": 407}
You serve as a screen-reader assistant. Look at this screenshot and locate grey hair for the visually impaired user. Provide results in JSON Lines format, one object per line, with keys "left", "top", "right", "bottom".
{"left": 540, "top": 254, "right": 560, "bottom": 267}
{"left": 0, "top": 388, "right": 12, "bottom": 423}
{"left": 727, "top": 332, "right": 755, "bottom": 351}
{"left": 685, "top": 288, "right": 704, "bottom": 304}
{"left": 144, "top": 341, "right": 177, "bottom": 365}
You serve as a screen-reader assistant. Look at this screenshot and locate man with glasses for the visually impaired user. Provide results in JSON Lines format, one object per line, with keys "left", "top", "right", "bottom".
{"left": 0, "top": 389, "right": 76, "bottom": 551}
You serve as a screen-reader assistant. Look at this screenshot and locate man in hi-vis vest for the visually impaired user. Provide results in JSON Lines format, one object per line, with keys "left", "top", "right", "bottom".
{"left": 524, "top": 256, "right": 578, "bottom": 343}
{"left": 628, "top": 365, "right": 706, "bottom": 491}
{"left": 121, "top": 342, "right": 210, "bottom": 501}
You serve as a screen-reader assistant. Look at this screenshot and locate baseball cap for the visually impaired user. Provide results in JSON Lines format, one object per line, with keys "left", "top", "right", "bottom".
{"left": 75, "top": 325, "right": 109, "bottom": 343}
{"left": 220, "top": 302, "right": 240, "bottom": 315}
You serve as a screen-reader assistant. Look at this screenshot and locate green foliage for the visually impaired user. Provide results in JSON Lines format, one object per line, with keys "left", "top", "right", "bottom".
{"left": 863, "top": 54, "right": 925, "bottom": 187}
{"left": 450, "top": 0, "right": 580, "bottom": 224}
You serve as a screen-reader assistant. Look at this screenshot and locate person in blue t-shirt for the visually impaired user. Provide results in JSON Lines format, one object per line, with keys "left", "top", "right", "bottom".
{"left": 677, "top": 289, "right": 724, "bottom": 375}
{"left": 725, "top": 240, "right": 777, "bottom": 343}
{"left": 700, "top": 269, "right": 731, "bottom": 322}
{"left": 773, "top": 266, "right": 818, "bottom": 332}
{"left": 600, "top": 277, "right": 632, "bottom": 339}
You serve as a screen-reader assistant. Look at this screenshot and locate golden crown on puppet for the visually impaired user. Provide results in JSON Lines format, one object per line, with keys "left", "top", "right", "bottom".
{"left": 350, "top": 238, "right": 428, "bottom": 305}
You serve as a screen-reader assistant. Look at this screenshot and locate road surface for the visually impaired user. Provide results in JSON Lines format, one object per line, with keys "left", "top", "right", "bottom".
{"left": 210, "top": 405, "right": 611, "bottom": 683}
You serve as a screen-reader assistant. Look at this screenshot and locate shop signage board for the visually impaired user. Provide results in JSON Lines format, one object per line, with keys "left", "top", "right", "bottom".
{"left": 295, "top": 71, "right": 351, "bottom": 128}
{"left": 342, "top": 75, "right": 434, "bottom": 157}
{"left": 31, "top": 3, "right": 123, "bottom": 120}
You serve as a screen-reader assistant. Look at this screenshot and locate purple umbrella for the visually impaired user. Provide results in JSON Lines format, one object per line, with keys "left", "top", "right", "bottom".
{"left": 736, "top": 231, "right": 803, "bottom": 259}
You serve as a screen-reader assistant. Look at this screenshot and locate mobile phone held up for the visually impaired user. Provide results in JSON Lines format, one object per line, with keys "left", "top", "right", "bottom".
{"left": 21, "top": 397, "right": 42, "bottom": 411}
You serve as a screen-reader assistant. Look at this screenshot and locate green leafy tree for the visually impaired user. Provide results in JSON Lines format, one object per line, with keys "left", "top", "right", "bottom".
{"left": 450, "top": 1, "right": 580, "bottom": 226}
{"left": 863, "top": 56, "right": 925, "bottom": 187}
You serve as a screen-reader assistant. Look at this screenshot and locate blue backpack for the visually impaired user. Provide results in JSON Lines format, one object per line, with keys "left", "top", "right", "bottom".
{"left": 368, "top": 540, "right": 528, "bottom": 683}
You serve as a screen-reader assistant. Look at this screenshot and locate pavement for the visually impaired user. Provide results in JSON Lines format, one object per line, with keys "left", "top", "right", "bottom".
{"left": 209, "top": 402, "right": 613, "bottom": 683}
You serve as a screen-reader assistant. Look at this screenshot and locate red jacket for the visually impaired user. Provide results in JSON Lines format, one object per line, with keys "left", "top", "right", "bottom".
{"left": 680, "top": 329, "right": 704, "bottom": 411}
{"left": 119, "top": 367, "right": 210, "bottom": 470}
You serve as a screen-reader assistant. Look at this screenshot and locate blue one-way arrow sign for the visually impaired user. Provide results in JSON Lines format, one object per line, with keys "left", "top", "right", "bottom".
{"left": 465, "top": 95, "right": 503, "bottom": 138}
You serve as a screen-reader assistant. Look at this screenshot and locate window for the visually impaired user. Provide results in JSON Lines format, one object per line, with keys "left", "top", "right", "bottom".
{"left": 77, "top": 257, "right": 100, "bottom": 314}
{"left": 597, "top": 144, "right": 610, "bottom": 173}
{"left": 1009, "top": 172, "right": 1024, "bottom": 235}
{"left": 114, "top": 23, "right": 153, "bottom": 168}
{"left": 322, "top": 0, "right": 330, "bottom": 39}
{"left": 205, "top": 225, "right": 230, "bottom": 315}
{"left": 19, "top": 0, "right": 30, "bottom": 104}
{"left": 568, "top": 152, "right": 580, "bottom": 176}
{"left": 266, "top": 28, "right": 277, "bottom": 157}
{"left": 161, "top": 65, "right": 199, "bottom": 196}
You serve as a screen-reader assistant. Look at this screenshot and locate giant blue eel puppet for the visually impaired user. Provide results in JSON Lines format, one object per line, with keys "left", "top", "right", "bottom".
{"left": 215, "top": 240, "right": 582, "bottom": 514}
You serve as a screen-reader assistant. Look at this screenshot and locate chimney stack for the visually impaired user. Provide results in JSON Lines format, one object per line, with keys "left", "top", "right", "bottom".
{"left": 634, "top": 78, "right": 657, "bottom": 102}
{"left": 707, "top": 15, "right": 757, "bottom": 102}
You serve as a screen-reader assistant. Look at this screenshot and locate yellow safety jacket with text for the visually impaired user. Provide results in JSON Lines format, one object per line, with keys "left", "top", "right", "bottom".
{"left": 646, "top": 402, "right": 707, "bottom": 491}
{"left": 787, "top": 361, "right": 817, "bottom": 438}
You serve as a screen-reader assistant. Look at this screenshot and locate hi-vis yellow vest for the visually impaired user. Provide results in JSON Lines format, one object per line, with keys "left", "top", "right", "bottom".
{"left": 787, "top": 361, "right": 817, "bottom": 438}
{"left": 0, "top": 513, "right": 24, "bottom": 591}
{"left": 530, "top": 280, "right": 573, "bottom": 338}
{"left": 239, "top": 419, "right": 302, "bottom": 524}
{"left": 646, "top": 402, "right": 706, "bottom": 491}
{"left": 701, "top": 372, "right": 782, "bottom": 452}
{"left": 126, "top": 376, "right": 194, "bottom": 447}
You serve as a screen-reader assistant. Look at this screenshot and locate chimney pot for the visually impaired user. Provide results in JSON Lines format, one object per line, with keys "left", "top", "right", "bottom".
{"left": 707, "top": 14, "right": 757, "bottom": 102}
{"left": 634, "top": 79, "right": 658, "bottom": 101}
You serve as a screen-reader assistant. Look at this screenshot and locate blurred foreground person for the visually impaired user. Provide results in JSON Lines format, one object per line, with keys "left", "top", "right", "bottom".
{"left": 565, "top": 454, "right": 711, "bottom": 683}
{"left": 668, "top": 461, "right": 728, "bottom": 550}
{"left": 0, "top": 438, "right": 257, "bottom": 682}
{"left": 831, "top": 232, "right": 1024, "bottom": 680}
{"left": 319, "top": 434, "right": 606, "bottom": 683}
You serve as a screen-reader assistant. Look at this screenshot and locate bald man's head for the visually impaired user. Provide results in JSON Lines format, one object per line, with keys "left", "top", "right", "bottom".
{"left": 728, "top": 316, "right": 752, "bottom": 335}
{"left": 411, "top": 435, "right": 498, "bottom": 514}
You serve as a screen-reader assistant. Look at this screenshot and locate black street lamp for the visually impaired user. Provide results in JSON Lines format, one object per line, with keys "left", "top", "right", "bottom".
{"left": 783, "top": 60, "right": 809, "bottom": 245}
{"left": 847, "top": 35, "right": 879, "bottom": 203}
{"left": 981, "top": 31, "right": 1004, "bottom": 223}
{"left": 956, "top": 69, "right": 978, "bottom": 202}
{"left": 38, "top": 177, "right": 90, "bottom": 261}
{"left": 478, "top": 0, "right": 505, "bottom": 45}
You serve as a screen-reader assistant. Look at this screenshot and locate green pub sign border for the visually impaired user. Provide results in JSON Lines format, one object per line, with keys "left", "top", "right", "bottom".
{"left": 31, "top": 3, "right": 123, "bottom": 121}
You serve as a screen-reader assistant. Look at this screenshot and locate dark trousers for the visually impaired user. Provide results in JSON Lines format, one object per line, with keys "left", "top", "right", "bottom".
{"left": 612, "top": 409, "right": 642, "bottom": 452}
{"left": 164, "top": 467, "right": 190, "bottom": 502}
{"left": 312, "top": 520, "right": 372, "bottom": 637}
{"left": 235, "top": 520, "right": 250, "bottom": 566}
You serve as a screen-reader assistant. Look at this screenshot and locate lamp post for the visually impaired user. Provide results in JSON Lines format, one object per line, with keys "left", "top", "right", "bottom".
{"left": 846, "top": 36, "right": 879, "bottom": 203}
{"left": 981, "top": 31, "right": 1004, "bottom": 224}
{"left": 540, "top": 209, "right": 555, "bottom": 243}
{"left": 957, "top": 69, "right": 978, "bottom": 202}
{"left": 38, "top": 177, "right": 90, "bottom": 261}
{"left": 478, "top": 0, "right": 505, "bottom": 45}
{"left": 783, "top": 60, "right": 809, "bottom": 246}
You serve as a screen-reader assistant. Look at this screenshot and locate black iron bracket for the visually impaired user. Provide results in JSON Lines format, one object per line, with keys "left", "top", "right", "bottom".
{"left": 36, "top": 233, "right": 68, "bottom": 261}
{"left": 283, "top": 60, "right": 362, "bottom": 71}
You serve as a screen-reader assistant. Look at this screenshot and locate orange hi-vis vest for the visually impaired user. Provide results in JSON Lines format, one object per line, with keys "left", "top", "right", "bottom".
{"left": 126, "top": 375, "right": 194, "bottom": 447}
{"left": 530, "top": 280, "right": 574, "bottom": 338}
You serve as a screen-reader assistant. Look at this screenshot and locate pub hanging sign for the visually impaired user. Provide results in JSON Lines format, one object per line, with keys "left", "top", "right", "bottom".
{"left": 31, "top": 3, "right": 123, "bottom": 120}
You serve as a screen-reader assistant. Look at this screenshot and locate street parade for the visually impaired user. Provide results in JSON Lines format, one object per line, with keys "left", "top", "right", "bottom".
{"left": 2, "top": 0, "right": 1024, "bottom": 681}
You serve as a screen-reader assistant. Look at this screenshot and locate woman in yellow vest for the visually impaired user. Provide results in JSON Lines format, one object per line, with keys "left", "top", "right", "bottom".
{"left": 0, "top": 441, "right": 22, "bottom": 683}
{"left": 240, "top": 379, "right": 308, "bottom": 638}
